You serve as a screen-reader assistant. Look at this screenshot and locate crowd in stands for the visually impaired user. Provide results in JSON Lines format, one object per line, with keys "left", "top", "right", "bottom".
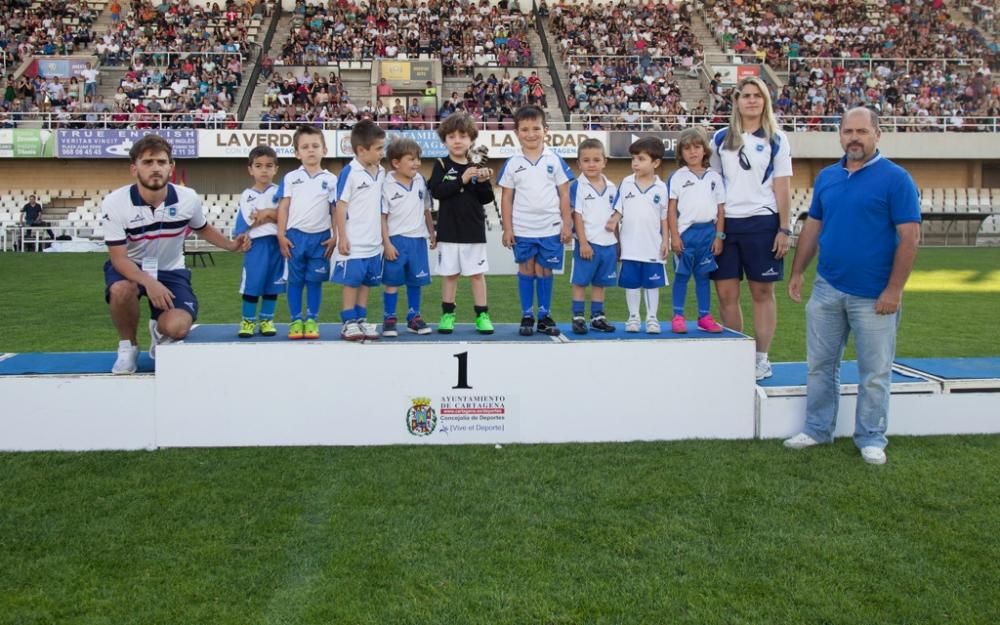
{"left": 548, "top": 0, "right": 704, "bottom": 123}
{"left": 779, "top": 58, "right": 999, "bottom": 130}
{"left": 0, "top": 0, "right": 97, "bottom": 68}
{"left": 257, "top": 67, "right": 548, "bottom": 129}
{"left": 276, "top": 0, "right": 533, "bottom": 74}
{"left": 706, "top": 0, "right": 998, "bottom": 67}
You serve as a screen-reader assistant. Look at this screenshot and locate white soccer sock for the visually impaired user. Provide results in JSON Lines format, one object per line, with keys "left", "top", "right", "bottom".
{"left": 756, "top": 351, "right": 769, "bottom": 364}
{"left": 644, "top": 288, "right": 660, "bottom": 320}
{"left": 626, "top": 289, "right": 641, "bottom": 318}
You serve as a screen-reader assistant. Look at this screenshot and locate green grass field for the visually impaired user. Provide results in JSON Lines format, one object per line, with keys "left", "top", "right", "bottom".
{"left": 1, "top": 248, "right": 999, "bottom": 624}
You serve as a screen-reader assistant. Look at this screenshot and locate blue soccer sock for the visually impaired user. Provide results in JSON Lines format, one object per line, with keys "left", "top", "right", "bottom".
{"left": 305, "top": 282, "right": 322, "bottom": 320}
{"left": 241, "top": 295, "right": 258, "bottom": 321}
{"left": 260, "top": 295, "right": 277, "bottom": 320}
{"left": 340, "top": 308, "right": 358, "bottom": 322}
{"left": 672, "top": 273, "right": 690, "bottom": 316}
{"left": 591, "top": 301, "right": 604, "bottom": 318}
{"left": 518, "top": 273, "right": 535, "bottom": 317}
{"left": 406, "top": 286, "right": 422, "bottom": 321}
{"left": 287, "top": 281, "right": 304, "bottom": 320}
{"left": 572, "top": 299, "right": 585, "bottom": 317}
{"left": 354, "top": 305, "right": 367, "bottom": 320}
{"left": 536, "top": 274, "right": 554, "bottom": 316}
{"left": 383, "top": 291, "right": 399, "bottom": 319}
{"left": 695, "top": 275, "right": 712, "bottom": 317}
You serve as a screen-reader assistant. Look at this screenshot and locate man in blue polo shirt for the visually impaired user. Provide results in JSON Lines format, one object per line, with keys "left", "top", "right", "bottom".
{"left": 783, "top": 107, "right": 921, "bottom": 465}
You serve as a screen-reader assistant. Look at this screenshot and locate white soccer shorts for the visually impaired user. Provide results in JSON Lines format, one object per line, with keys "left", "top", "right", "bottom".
{"left": 436, "top": 242, "right": 489, "bottom": 276}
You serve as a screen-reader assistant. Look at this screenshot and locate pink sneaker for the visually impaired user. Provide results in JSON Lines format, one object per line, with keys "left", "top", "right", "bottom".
{"left": 697, "top": 313, "right": 724, "bottom": 333}
{"left": 671, "top": 314, "right": 687, "bottom": 334}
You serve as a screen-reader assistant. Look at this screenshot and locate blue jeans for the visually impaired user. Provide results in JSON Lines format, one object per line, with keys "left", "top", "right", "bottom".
{"left": 803, "top": 276, "right": 898, "bottom": 449}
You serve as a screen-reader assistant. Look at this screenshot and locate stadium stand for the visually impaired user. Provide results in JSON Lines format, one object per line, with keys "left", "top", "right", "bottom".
{"left": 275, "top": 0, "right": 533, "bottom": 73}
{"left": 0, "top": 0, "right": 99, "bottom": 65}
{"left": 547, "top": 0, "right": 705, "bottom": 127}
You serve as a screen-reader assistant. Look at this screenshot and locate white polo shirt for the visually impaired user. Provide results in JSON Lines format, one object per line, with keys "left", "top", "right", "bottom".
{"left": 279, "top": 166, "right": 337, "bottom": 233}
{"left": 709, "top": 127, "right": 792, "bottom": 219}
{"left": 613, "top": 174, "right": 668, "bottom": 263}
{"left": 234, "top": 184, "right": 279, "bottom": 239}
{"left": 497, "top": 147, "right": 574, "bottom": 237}
{"left": 570, "top": 175, "right": 618, "bottom": 246}
{"left": 102, "top": 183, "right": 207, "bottom": 271}
{"left": 667, "top": 167, "right": 726, "bottom": 234}
{"left": 382, "top": 171, "right": 431, "bottom": 239}
{"left": 334, "top": 158, "right": 385, "bottom": 260}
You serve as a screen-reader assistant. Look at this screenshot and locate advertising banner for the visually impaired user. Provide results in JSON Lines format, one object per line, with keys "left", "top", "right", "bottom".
{"left": 35, "top": 58, "right": 92, "bottom": 79}
{"left": 197, "top": 130, "right": 338, "bottom": 158}
{"left": 334, "top": 128, "right": 447, "bottom": 159}
{"left": 607, "top": 131, "right": 681, "bottom": 159}
{"left": 477, "top": 130, "right": 608, "bottom": 159}
{"left": 56, "top": 129, "right": 198, "bottom": 158}
{"left": 0, "top": 129, "right": 56, "bottom": 158}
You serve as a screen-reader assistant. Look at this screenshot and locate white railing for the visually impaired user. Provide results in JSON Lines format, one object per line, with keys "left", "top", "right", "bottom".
{"left": 786, "top": 57, "right": 983, "bottom": 74}
{"left": 568, "top": 113, "right": 1000, "bottom": 133}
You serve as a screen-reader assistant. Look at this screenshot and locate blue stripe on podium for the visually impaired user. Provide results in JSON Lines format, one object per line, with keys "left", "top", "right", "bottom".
{"left": 0, "top": 352, "right": 155, "bottom": 376}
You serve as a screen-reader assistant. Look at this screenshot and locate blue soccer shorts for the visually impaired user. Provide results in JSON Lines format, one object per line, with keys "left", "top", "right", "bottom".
{"left": 711, "top": 214, "right": 783, "bottom": 282}
{"left": 286, "top": 228, "right": 331, "bottom": 284}
{"left": 104, "top": 260, "right": 199, "bottom": 321}
{"left": 330, "top": 254, "right": 384, "bottom": 287}
{"left": 382, "top": 235, "right": 432, "bottom": 287}
{"left": 514, "top": 234, "right": 564, "bottom": 270}
{"left": 240, "top": 235, "right": 286, "bottom": 296}
{"left": 571, "top": 241, "right": 618, "bottom": 287}
{"left": 618, "top": 259, "right": 668, "bottom": 289}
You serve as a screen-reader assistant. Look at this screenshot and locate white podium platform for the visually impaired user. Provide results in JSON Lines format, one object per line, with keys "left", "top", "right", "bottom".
{"left": 756, "top": 361, "right": 1000, "bottom": 439}
{"left": 155, "top": 323, "right": 757, "bottom": 447}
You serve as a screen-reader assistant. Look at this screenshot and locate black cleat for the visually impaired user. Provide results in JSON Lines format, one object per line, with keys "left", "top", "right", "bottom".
{"left": 519, "top": 315, "right": 535, "bottom": 336}
{"left": 571, "top": 316, "right": 588, "bottom": 334}
{"left": 589, "top": 315, "right": 616, "bottom": 332}
{"left": 536, "top": 315, "right": 561, "bottom": 336}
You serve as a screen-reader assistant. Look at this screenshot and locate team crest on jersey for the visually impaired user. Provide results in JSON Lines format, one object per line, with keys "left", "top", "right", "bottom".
{"left": 756, "top": 144, "right": 765, "bottom": 152}
{"left": 406, "top": 397, "right": 437, "bottom": 436}
{"left": 321, "top": 181, "right": 328, "bottom": 190}
{"left": 653, "top": 195, "right": 661, "bottom": 204}
{"left": 418, "top": 190, "right": 424, "bottom": 200}
{"left": 168, "top": 206, "right": 177, "bottom": 217}
{"left": 711, "top": 181, "right": 717, "bottom": 191}
{"left": 546, "top": 164, "right": 554, "bottom": 174}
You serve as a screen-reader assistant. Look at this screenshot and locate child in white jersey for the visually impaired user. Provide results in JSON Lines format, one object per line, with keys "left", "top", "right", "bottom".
{"left": 667, "top": 127, "right": 726, "bottom": 334}
{"left": 613, "top": 136, "right": 669, "bottom": 333}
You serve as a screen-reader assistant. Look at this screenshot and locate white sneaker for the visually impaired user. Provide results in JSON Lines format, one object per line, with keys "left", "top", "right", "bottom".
{"left": 645, "top": 318, "right": 661, "bottom": 334}
{"left": 111, "top": 340, "right": 139, "bottom": 375}
{"left": 625, "top": 316, "right": 641, "bottom": 333}
{"left": 358, "top": 318, "right": 379, "bottom": 339}
{"left": 861, "top": 446, "right": 887, "bottom": 465}
{"left": 341, "top": 321, "right": 364, "bottom": 341}
{"left": 147, "top": 319, "right": 176, "bottom": 360}
{"left": 755, "top": 359, "right": 773, "bottom": 380}
{"left": 783, "top": 432, "right": 820, "bottom": 449}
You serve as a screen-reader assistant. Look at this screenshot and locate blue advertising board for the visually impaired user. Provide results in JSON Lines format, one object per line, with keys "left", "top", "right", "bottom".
{"left": 56, "top": 130, "right": 199, "bottom": 159}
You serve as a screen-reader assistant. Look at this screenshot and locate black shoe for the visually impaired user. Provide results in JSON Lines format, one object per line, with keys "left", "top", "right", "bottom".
{"left": 571, "top": 316, "right": 588, "bottom": 334}
{"left": 536, "top": 315, "right": 561, "bottom": 336}
{"left": 519, "top": 315, "right": 535, "bottom": 336}
{"left": 590, "top": 315, "right": 616, "bottom": 332}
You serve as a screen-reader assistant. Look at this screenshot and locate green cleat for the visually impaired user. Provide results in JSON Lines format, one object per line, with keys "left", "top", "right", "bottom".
{"left": 288, "top": 319, "right": 305, "bottom": 340}
{"left": 238, "top": 318, "right": 256, "bottom": 338}
{"left": 438, "top": 312, "right": 456, "bottom": 334}
{"left": 475, "top": 311, "right": 494, "bottom": 335}
{"left": 259, "top": 319, "right": 277, "bottom": 336}
{"left": 303, "top": 318, "right": 320, "bottom": 339}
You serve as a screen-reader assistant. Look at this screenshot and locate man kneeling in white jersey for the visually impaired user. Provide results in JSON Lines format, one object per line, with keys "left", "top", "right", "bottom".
{"left": 103, "top": 135, "right": 248, "bottom": 374}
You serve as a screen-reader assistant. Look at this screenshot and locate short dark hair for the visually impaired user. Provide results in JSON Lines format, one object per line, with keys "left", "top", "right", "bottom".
{"left": 436, "top": 112, "right": 478, "bottom": 142}
{"left": 129, "top": 134, "right": 173, "bottom": 163}
{"left": 629, "top": 136, "right": 665, "bottom": 162}
{"left": 387, "top": 137, "right": 421, "bottom": 166}
{"left": 577, "top": 138, "right": 605, "bottom": 157}
{"left": 248, "top": 145, "right": 278, "bottom": 165}
{"left": 513, "top": 105, "right": 546, "bottom": 128}
{"left": 350, "top": 119, "right": 386, "bottom": 151}
{"left": 292, "top": 124, "right": 324, "bottom": 150}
